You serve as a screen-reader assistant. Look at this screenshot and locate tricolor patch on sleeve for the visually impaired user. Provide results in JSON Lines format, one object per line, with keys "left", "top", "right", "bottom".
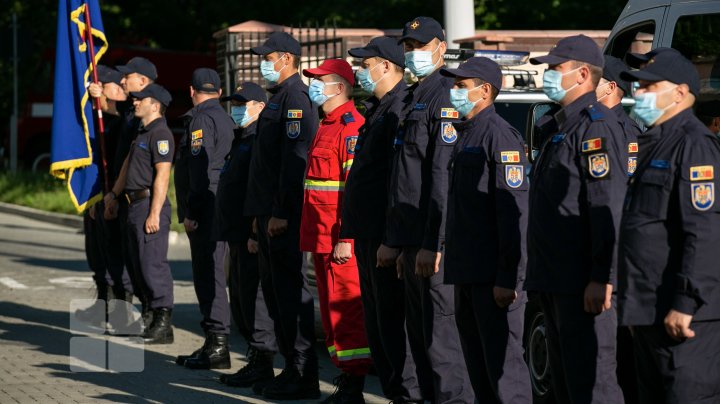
{"left": 287, "top": 109, "right": 303, "bottom": 119}
{"left": 191, "top": 129, "right": 203, "bottom": 140}
{"left": 690, "top": 165, "right": 714, "bottom": 181}
{"left": 501, "top": 151, "right": 520, "bottom": 163}
{"left": 628, "top": 142, "right": 638, "bottom": 153}
{"left": 581, "top": 138, "right": 604, "bottom": 153}
{"left": 440, "top": 108, "right": 459, "bottom": 119}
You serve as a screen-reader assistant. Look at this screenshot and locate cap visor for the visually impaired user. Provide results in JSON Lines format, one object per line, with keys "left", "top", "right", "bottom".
{"left": 348, "top": 47, "right": 376, "bottom": 59}
{"left": 624, "top": 53, "right": 649, "bottom": 69}
{"left": 302, "top": 67, "right": 334, "bottom": 78}
{"left": 129, "top": 91, "right": 147, "bottom": 99}
{"left": 439, "top": 67, "right": 468, "bottom": 78}
{"left": 529, "top": 54, "right": 569, "bottom": 65}
{"left": 250, "top": 45, "right": 273, "bottom": 56}
{"left": 398, "top": 33, "right": 433, "bottom": 45}
{"left": 619, "top": 69, "right": 664, "bottom": 83}
{"left": 116, "top": 65, "right": 133, "bottom": 74}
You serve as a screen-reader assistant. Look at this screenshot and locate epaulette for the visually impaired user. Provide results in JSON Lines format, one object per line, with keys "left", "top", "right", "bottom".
{"left": 585, "top": 104, "right": 604, "bottom": 122}
{"left": 342, "top": 112, "right": 355, "bottom": 125}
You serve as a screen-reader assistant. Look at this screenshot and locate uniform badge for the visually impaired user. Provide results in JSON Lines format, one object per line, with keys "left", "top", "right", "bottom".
{"left": 440, "top": 108, "right": 459, "bottom": 119}
{"left": 191, "top": 138, "right": 202, "bottom": 156}
{"left": 441, "top": 122, "right": 457, "bottom": 144}
{"left": 691, "top": 182, "right": 714, "bottom": 211}
{"left": 690, "top": 165, "right": 714, "bottom": 181}
{"left": 286, "top": 121, "right": 301, "bottom": 139}
{"left": 628, "top": 156, "right": 637, "bottom": 176}
{"left": 581, "top": 138, "right": 603, "bottom": 153}
{"left": 501, "top": 151, "right": 520, "bottom": 163}
{"left": 191, "top": 129, "right": 203, "bottom": 140}
{"left": 628, "top": 142, "right": 638, "bottom": 153}
{"left": 287, "top": 109, "right": 303, "bottom": 119}
{"left": 588, "top": 153, "right": 609, "bottom": 178}
{"left": 157, "top": 140, "right": 169, "bottom": 156}
{"left": 346, "top": 136, "right": 358, "bottom": 155}
{"left": 505, "top": 165, "right": 524, "bottom": 189}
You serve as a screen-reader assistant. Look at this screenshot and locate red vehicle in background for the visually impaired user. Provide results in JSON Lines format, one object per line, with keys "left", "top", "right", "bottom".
{"left": 8, "top": 46, "right": 215, "bottom": 170}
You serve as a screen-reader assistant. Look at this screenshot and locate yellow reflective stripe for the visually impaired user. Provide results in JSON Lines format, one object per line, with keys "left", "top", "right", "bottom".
{"left": 336, "top": 347, "right": 371, "bottom": 361}
{"left": 304, "top": 179, "right": 345, "bottom": 191}
{"left": 342, "top": 159, "right": 354, "bottom": 172}
{"left": 327, "top": 345, "right": 337, "bottom": 357}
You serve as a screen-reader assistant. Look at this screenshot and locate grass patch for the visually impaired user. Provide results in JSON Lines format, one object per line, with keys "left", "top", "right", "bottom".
{"left": 0, "top": 170, "right": 184, "bottom": 233}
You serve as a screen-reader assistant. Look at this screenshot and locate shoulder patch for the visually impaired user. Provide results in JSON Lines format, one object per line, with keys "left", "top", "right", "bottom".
{"left": 505, "top": 165, "right": 524, "bottom": 188}
{"left": 191, "top": 137, "right": 202, "bottom": 156}
{"left": 582, "top": 138, "right": 605, "bottom": 153}
{"left": 628, "top": 157, "right": 637, "bottom": 176}
{"left": 342, "top": 112, "right": 355, "bottom": 124}
{"left": 191, "top": 129, "right": 203, "bottom": 140}
{"left": 692, "top": 183, "right": 714, "bottom": 211}
{"left": 286, "top": 121, "right": 301, "bottom": 139}
{"left": 287, "top": 109, "right": 303, "bottom": 119}
{"left": 628, "top": 142, "right": 639, "bottom": 153}
{"left": 157, "top": 140, "right": 169, "bottom": 156}
{"left": 501, "top": 151, "right": 520, "bottom": 163}
{"left": 588, "top": 153, "right": 609, "bottom": 178}
{"left": 268, "top": 103, "right": 280, "bottom": 111}
{"left": 690, "top": 165, "right": 714, "bottom": 181}
{"left": 440, "top": 108, "right": 459, "bottom": 119}
{"left": 585, "top": 104, "right": 604, "bottom": 121}
{"left": 345, "top": 136, "right": 358, "bottom": 155}
{"left": 441, "top": 122, "right": 457, "bottom": 144}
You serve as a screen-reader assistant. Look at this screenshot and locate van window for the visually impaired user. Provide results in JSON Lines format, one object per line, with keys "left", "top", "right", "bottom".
{"left": 606, "top": 23, "right": 655, "bottom": 60}
{"left": 672, "top": 13, "right": 720, "bottom": 97}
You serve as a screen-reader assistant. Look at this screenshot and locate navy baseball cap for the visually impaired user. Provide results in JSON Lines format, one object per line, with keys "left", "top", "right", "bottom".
{"left": 602, "top": 55, "right": 632, "bottom": 95}
{"left": 530, "top": 34, "right": 604, "bottom": 67}
{"left": 349, "top": 36, "right": 405, "bottom": 68}
{"left": 221, "top": 82, "right": 268, "bottom": 103}
{"left": 251, "top": 32, "right": 301, "bottom": 56}
{"left": 620, "top": 50, "right": 700, "bottom": 97}
{"left": 625, "top": 47, "right": 681, "bottom": 69}
{"left": 398, "top": 17, "right": 445, "bottom": 44}
{"left": 116, "top": 57, "right": 158, "bottom": 81}
{"left": 130, "top": 83, "right": 172, "bottom": 107}
{"left": 97, "top": 65, "right": 123, "bottom": 86}
{"left": 191, "top": 68, "right": 221, "bottom": 93}
{"left": 440, "top": 57, "right": 503, "bottom": 91}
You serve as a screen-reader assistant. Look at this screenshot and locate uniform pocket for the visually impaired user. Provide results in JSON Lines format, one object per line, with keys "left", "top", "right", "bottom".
{"left": 634, "top": 168, "right": 672, "bottom": 218}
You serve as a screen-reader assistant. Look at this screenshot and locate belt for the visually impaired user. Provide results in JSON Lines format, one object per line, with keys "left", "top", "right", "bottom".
{"left": 124, "top": 189, "right": 151, "bottom": 204}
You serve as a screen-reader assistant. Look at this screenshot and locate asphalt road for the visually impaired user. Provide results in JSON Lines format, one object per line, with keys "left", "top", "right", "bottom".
{"left": 0, "top": 211, "right": 386, "bottom": 403}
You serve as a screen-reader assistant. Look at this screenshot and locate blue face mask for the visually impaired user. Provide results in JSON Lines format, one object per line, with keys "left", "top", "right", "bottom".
{"left": 405, "top": 44, "right": 441, "bottom": 78}
{"left": 260, "top": 55, "right": 287, "bottom": 83}
{"left": 356, "top": 62, "right": 386, "bottom": 94}
{"left": 631, "top": 86, "right": 676, "bottom": 127}
{"left": 542, "top": 67, "right": 580, "bottom": 102}
{"left": 450, "top": 84, "right": 483, "bottom": 118}
{"left": 231, "top": 105, "right": 255, "bottom": 127}
{"left": 308, "top": 80, "right": 339, "bottom": 106}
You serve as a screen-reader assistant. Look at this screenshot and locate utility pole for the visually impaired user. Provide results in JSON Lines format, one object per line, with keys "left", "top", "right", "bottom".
{"left": 444, "top": 0, "right": 476, "bottom": 49}
{"left": 10, "top": 12, "right": 18, "bottom": 172}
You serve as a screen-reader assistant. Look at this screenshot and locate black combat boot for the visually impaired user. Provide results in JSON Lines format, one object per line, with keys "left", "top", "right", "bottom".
{"left": 108, "top": 291, "right": 140, "bottom": 336}
{"left": 143, "top": 308, "right": 173, "bottom": 344}
{"left": 141, "top": 304, "right": 153, "bottom": 332}
{"left": 320, "top": 373, "right": 366, "bottom": 404}
{"left": 220, "top": 346, "right": 275, "bottom": 387}
{"left": 75, "top": 284, "right": 110, "bottom": 327}
{"left": 184, "top": 333, "right": 231, "bottom": 369}
{"left": 261, "top": 366, "right": 320, "bottom": 400}
{"left": 176, "top": 332, "right": 209, "bottom": 366}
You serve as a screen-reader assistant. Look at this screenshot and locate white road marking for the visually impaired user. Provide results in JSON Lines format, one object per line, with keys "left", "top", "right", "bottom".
{"left": 0, "top": 277, "right": 29, "bottom": 290}
{"left": 49, "top": 276, "right": 94, "bottom": 289}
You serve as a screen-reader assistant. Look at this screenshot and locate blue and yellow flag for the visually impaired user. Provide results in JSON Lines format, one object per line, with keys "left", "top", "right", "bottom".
{"left": 50, "top": 0, "right": 108, "bottom": 212}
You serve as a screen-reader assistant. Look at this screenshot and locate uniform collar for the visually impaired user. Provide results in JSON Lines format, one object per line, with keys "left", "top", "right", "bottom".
{"left": 554, "top": 91, "right": 597, "bottom": 129}
{"left": 182, "top": 98, "right": 221, "bottom": 118}
{"left": 657, "top": 107, "right": 695, "bottom": 137}
{"left": 268, "top": 73, "right": 302, "bottom": 94}
{"left": 416, "top": 66, "right": 444, "bottom": 90}
{"left": 240, "top": 121, "right": 258, "bottom": 138}
{"left": 138, "top": 116, "right": 166, "bottom": 133}
{"left": 454, "top": 104, "right": 496, "bottom": 131}
{"left": 322, "top": 100, "right": 356, "bottom": 124}
{"left": 611, "top": 103, "right": 625, "bottom": 114}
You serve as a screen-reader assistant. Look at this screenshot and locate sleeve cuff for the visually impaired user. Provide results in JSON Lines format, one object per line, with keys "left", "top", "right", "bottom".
{"left": 495, "top": 270, "right": 518, "bottom": 290}
{"left": 590, "top": 267, "right": 611, "bottom": 285}
{"left": 672, "top": 293, "right": 700, "bottom": 316}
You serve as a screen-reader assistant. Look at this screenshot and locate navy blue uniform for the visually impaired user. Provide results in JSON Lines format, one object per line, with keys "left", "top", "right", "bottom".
{"left": 618, "top": 108, "right": 720, "bottom": 403}
{"left": 444, "top": 104, "right": 532, "bottom": 403}
{"left": 244, "top": 73, "right": 318, "bottom": 375}
{"left": 124, "top": 117, "right": 174, "bottom": 310}
{"left": 526, "top": 92, "right": 626, "bottom": 404}
{"left": 175, "top": 98, "right": 234, "bottom": 335}
{"left": 386, "top": 69, "right": 473, "bottom": 403}
{"left": 340, "top": 80, "right": 422, "bottom": 401}
{"left": 611, "top": 104, "right": 642, "bottom": 177}
{"left": 215, "top": 122, "right": 276, "bottom": 353}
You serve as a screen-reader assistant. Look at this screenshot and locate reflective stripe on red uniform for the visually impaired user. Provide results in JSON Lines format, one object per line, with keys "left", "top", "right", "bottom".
{"left": 300, "top": 100, "right": 365, "bottom": 253}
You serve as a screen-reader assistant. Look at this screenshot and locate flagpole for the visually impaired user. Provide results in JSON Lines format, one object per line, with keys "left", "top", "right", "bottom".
{"left": 83, "top": 1, "right": 109, "bottom": 194}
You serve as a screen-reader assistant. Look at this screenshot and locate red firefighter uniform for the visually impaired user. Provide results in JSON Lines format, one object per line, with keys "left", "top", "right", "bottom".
{"left": 300, "top": 100, "right": 371, "bottom": 375}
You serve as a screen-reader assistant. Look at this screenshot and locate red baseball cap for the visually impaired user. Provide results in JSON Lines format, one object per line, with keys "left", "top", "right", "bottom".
{"left": 303, "top": 59, "right": 355, "bottom": 86}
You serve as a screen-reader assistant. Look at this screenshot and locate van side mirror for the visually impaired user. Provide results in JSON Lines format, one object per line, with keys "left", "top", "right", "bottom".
{"left": 526, "top": 102, "right": 561, "bottom": 163}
